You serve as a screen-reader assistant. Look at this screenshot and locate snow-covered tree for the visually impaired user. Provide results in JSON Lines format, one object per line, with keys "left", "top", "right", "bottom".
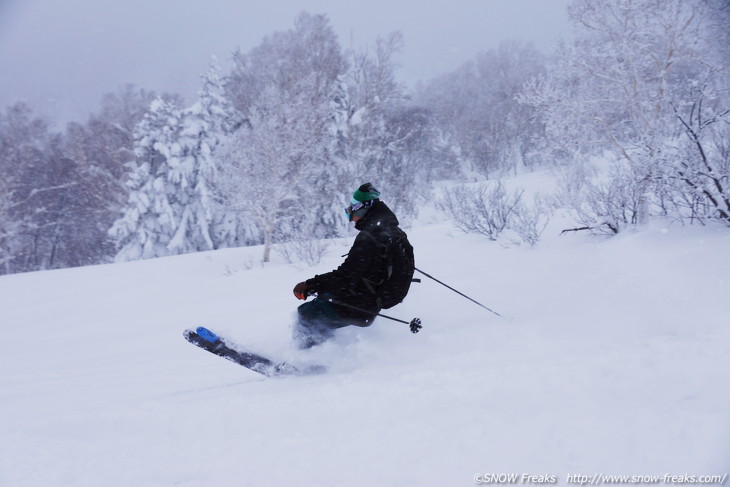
{"left": 669, "top": 89, "right": 730, "bottom": 223}
{"left": 62, "top": 85, "right": 160, "bottom": 266}
{"left": 218, "top": 76, "right": 339, "bottom": 261}
{"left": 221, "top": 12, "right": 349, "bottom": 262}
{"left": 340, "top": 32, "right": 440, "bottom": 221}
{"left": 0, "top": 103, "right": 47, "bottom": 272}
{"left": 521, "top": 0, "right": 729, "bottom": 228}
{"left": 522, "top": 0, "right": 707, "bottom": 158}
{"left": 110, "top": 98, "right": 185, "bottom": 261}
{"left": 110, "top": 61, "right": 241, "bottom": 261}
{"left": 180, "top": 60, "right": 242, "bottom": 250}
{"left": 1, "top": 87, "right": 174, "bottom": 274}
{"left": 418, "top": 40, "right": 546, "bottom": 178}
{"left": 0, "top": 103, "right": 81, "bottom": 273}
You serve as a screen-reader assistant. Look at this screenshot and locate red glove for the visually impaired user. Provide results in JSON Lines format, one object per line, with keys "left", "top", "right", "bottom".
{"left": 293, "top": 281, "right": 310, "bottom": 300}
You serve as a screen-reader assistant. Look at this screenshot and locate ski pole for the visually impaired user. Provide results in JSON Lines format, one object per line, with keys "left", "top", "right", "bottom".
{"left": 321, "top": 296, "right": 422, "bottom": 334}
{"left": 414, "top": 267, "right": 506, "bottom": 319}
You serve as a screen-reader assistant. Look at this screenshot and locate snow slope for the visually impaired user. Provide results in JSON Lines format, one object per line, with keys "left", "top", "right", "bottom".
{"left": 1, "top": 179, "right": 729, "bottom": 486}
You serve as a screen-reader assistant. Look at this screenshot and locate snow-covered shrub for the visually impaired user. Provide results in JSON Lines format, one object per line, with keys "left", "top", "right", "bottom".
{"left": 439, "top": 182, "right": 550, "bottom": 245}
{"left": 558, "top": 162, "right": 643, "bottom": 235}
{"left": 273, "top": 211, "right": 333, "bottom": 267}
{"left": 276, "top": 236, "right": 330, "bottom": 268}
{"left": 440, "top": 183, "right": 518, "bottom": 240}
{"left": 510, "top": 194, "right": 552, "bottom": 246}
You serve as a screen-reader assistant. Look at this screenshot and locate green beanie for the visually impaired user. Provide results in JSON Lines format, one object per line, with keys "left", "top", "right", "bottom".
{"left": 351, "top": 183, "right": 381, "bottom": 204}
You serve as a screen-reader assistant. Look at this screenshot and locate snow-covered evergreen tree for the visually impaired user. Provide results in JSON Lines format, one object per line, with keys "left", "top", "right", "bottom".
{"left": 110, "top": 60, "right": 241, "bottom": 261}
{"left": 178, "top": 59, "right": 241, "bottom": 251}
{"left": 110, "top": 98, "right": 182, "bottom": 261}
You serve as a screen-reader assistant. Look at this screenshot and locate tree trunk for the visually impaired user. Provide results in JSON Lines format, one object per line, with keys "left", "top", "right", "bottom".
{"left": 262, "top": 224, "right": 272, "bottom": 263}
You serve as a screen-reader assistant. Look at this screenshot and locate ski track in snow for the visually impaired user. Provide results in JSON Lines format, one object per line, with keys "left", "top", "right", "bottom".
{"left": 1, "top": 176, "right": 729, "bottom": 486}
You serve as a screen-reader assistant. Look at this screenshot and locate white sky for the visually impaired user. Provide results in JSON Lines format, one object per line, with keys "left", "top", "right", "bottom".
{"left": 0, "top": 0, "right": 572, "bottom": 126}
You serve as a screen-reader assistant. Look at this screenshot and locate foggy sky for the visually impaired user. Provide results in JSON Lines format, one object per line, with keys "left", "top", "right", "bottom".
{"left": 0, "top": 0, "right": 572, "bottom": 127}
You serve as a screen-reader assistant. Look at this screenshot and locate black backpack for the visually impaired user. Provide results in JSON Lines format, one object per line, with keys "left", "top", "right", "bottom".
{"left": 375, "top": 229, "right": 415, "bottom": 309}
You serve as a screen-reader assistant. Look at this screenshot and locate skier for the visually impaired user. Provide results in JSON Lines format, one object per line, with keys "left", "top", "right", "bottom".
{"left": 292, "top": 183, "right": 407, "bottom": 348}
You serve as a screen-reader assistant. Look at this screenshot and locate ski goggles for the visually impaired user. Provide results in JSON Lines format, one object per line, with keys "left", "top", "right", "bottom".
{"left": 344, "top": 200, "right": 371, "bottom": 221}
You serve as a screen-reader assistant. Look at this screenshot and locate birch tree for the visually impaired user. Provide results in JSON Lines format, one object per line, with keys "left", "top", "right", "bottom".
{"left": 521, "top": 0, "right": 728, "bottom": 229}
{"left": 221, "top": 12, "right": 348, "bottom": 262}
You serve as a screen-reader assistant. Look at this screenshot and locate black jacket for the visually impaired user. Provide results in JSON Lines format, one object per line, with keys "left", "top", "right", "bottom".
{"left": 306, "top": 200, "right": 400, "bottom": 323}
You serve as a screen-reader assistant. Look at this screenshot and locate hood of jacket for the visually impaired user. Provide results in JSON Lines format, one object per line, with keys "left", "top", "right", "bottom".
{"left": 354, "top": 200, "right": 399, "bottom": 233}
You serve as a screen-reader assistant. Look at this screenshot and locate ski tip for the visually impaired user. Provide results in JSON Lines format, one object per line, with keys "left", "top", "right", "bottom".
{"left": 195, "top": 326, "right": 220, "bottom": 344}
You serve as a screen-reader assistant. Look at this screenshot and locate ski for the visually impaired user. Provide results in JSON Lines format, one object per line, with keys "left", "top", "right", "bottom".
{"left": 183, "top": 326, "right": 325, "bottom": 377}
